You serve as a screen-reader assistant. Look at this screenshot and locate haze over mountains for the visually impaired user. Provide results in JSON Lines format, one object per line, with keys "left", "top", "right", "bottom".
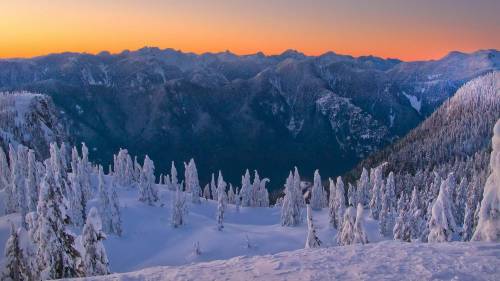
{"left": 0, "top": 48, "right": 498, "bottom": 189}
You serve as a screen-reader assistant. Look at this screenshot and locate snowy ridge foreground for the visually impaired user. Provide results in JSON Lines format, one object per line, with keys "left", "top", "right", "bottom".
{"left": 72, "top": 242, "right": 500, "bottom": 281}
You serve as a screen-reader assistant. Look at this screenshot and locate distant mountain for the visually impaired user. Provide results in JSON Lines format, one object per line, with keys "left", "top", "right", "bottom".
{"left": 347, "top": 71, "right": 499, "bottom": 193}
{"left": 0, "top": 48, "right": 497, "bottom": 189}
{"left": 0, "top": 92, "right": 68, "bottom": 159}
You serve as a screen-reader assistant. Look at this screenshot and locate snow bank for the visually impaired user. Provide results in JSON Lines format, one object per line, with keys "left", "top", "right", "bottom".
{"left": 71, "top": 241, "right": 500, "bottom": 281}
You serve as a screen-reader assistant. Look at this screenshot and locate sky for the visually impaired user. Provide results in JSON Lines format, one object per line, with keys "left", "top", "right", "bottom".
{"left": 1, "top": 0, "right": 499, "bottom": 61}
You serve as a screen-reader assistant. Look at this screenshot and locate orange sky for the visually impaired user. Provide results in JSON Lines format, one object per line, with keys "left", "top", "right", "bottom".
{"left": 1, "top": 0, "right": 499, "bottom": 61}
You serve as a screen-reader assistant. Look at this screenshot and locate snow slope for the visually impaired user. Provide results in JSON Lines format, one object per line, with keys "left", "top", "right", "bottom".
{"left": 72, "top": 242, "right": 500, "bottom": 281}
{"left": 0, "top": 181, "right": 383, "bottom": 274}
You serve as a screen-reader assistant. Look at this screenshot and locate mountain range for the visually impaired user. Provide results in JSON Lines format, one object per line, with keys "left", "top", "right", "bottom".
{"left": 0, "top": 48, "right": 498, "bottom": 190}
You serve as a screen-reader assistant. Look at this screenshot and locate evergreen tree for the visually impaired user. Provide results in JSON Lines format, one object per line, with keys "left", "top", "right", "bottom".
{"left": 334, "top": 177, "right": 346, "bottom": 229}
{"left": 171, "top": 184, "right": 187, "bottom": 228}
{"left": 97, "top": 166, "right": 113, "bottom": 233}
{"left": 170, "top": 161, "right": 178, "bottom": 191}
{"left": 356, "top": 168, "right": 370, "bottom": 207}
{"left": 216, "top": 177, "right": 227, "bottom": 231}
{"left": 337, "top": 206, "right": 356, "bottom": 246}
{"left": 81, "top": 207, "right": 110, "bottom": 276}
{"left": 310, "top": 170, "right": 325, "bottom": 210}
{"left": 109, "top": 178, "right": 123, "bottom": 236}
{"left": 353, "top": 203, "right": 369, "bottom": 244}
{"left": 240, "top": 169, "right": 252, "bottom": 207}
{"left": 35, "top": 167, "right": 83, "bottom": 279}
{"left": 11, "top": 156, "right": 28, "bottom": 224}
{"left": 203, "top": 184, "right": 211, "bottom": 200}
{"left": 4, "top": 145, "right": 17, "bottom": 215}
{"left": 138, "top": 156, "right": 158, "bottom": 205}
{"left": 258, "top": 179, "right": 270, "bottom": 207}
{"left": 2, "top": 225, "right": 29, "bottom": 281}
{"left": 281, "top": 170, "right": 302, "bottom": 226}
{"left": 26, "top": 150, "right": 38, "bottom": 213}
{"left": 0, "top": 146, "right": 9, "bottom": 192}
{"left": 454, "top": 177, "right": 468, "bottom": 226}
{"left": 428, "top": 180, "right": 454, "bottom": 242}
{"left": 347, "top": 183, "right": 356, "bottom": 207}
{"left": 228, "top": 184, "right": 235, "bottom": 204}
{"left": 69, "top": 168, "right": 86, "bottom": 227}
{"left": 472, "top": 119, "right": 500, "bottom": 242}
{"left": 186, "top": 159, "right": 201, "bottom": 204}
{"left": 369, "top": 165, "right": 384, "bottom": 219}
{"left": 379, "top": 172, "right": 396, "bottom": 236}
{"left": 328, "top": 178, "right": 337, "bottom": 228}
{"left": 393, "top": 194, "right": 411, "bottom": 242}
{"left": 409, "top": 187, "right": 424, "bottom": 241}
{"left": 210, "top": 173, "right": 217, "bottom": 200}
{"left": 305, "top": 204, "right": 321, "bottom": 248}
{"left": 251, "top": 170, "right": 261, "bottom": 206}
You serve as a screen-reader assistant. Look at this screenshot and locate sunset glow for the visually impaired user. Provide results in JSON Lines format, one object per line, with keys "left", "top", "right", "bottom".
{"left": 1, "top": 0, "right": 499, "bottom": 61}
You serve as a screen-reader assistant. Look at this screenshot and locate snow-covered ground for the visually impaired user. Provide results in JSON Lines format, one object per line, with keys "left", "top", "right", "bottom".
{"left": 73, "top": 242, "right": 500, "bottom": 281}
{"left": 0, "top": 183, "right": 383, "bottom": 274}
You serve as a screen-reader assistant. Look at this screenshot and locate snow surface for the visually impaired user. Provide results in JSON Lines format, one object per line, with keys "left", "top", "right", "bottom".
{"left": 71, "top": 242, "right": 500, "bottom": 281}
{"left": 0, "top": 183, "right": 383, "bottom": 274}
{"left": 403, "top": 92, "right": 422, "bottom": 113}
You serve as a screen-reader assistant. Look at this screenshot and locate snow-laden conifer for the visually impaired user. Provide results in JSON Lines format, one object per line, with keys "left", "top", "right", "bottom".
{"left": 334, "top": 177, "right": 346, "bottom": 229}
{"left": 310, "top": 170, "right": 325, "bottom": 210}
{"left": 353, "top": 203, "right": 368, "bottom": 244}
{"left": 472, "top": 119, "right": 500, "bottom": 242}
{"left": 305, "top": 204, "right": 321, "bottom": 248}
{"left": 337, "top": 206, "right": 356, "bottom": 246}
{"left": 81, "top": 207, "right": 110, "bottom": 276}
{"left": 138, "top": 156, "right": 158, "bottom": 205}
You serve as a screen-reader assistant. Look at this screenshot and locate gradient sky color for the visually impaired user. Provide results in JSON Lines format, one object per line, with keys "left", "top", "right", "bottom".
{"left": 1, "top": 0, "right": 499, "bottom": 61}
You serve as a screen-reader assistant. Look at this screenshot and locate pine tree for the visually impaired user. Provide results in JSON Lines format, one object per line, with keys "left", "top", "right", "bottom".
{"left": 81, "top": 207, "right": 110, "bottom": 276}
{"left": 353, "top": 203, "right": 369, "bottom": 244}
{"left": 347, "top": 183, "right": 356, "bottom": 207}
{"left": 186, "top": 159, "right": 201, "bottom": 204}
{"left": 328, "top": 178, "right": 337, "bottom": 228}
{"left": 26, "top": 150, "right": 38, "bottom": 213}
{"left": 379, "top": 172, "right": 396, "bottom": 236}
{"left": 216, "top": 184, "right": 226, "bottom": 231}
{"left": 305, "top": 204, "right": 321, "bottom": 248}
{"left": 281, "top": 170, "right": 302, "bottom": 226}
{"left": 393, "top": 194, "right": 411, "bottom": 242}
{"left": 240, "top": 169, "right": 252, "bottom": 207}
{"left": 369, "top": 165, "right": 384, "bottom": 219}
{"left": 210, "top": 173, "right": 217, "bottom": 200}
{"left": 170, "top": 161, "right": 178, "bottom": 191}
{"left": 2, "top": 225, "right": 29, "bottom": 281}
{"left": 228, "top": 184, "right": 235, "bottom": 204}
{"left": 454, "top": 177, "right": 468, "bottom": 226}
{"left": 334, "top": 177, "right": 346, "bottom": 229}
{"left": 472, "top": 119, "right": 500, "bottom": 242}
{"left": 356, "top": 168, "right": 370, "bottom": 207}
{"left": 171, "top": 184, "right": 187, "bottom": 228}
{"left": 109, "top": 178, "right": 123, "bottom": 236}
{"left": 428, "top": 180, "right": 454, "bottom": 242}
{"left": 97, "top": 166, "right": 113, "bottom": 233}
{"left": 337, "top": 206, "right": 356, "bottom": 246}
{"left": 138, "top": 156, "right": 158, "bottom": 205}
{"left": 4, "top": 145, "right": 17, "bottom": 215}
{"left": 252, "top": 170, "right": 261, "bottom": 207}
{"left": 409, "top": 187, "right": 424, "bottom": 241}
{"left": 258, "top": 179, "right": 270, "bottom": 207}
{"left": 203, "top": 184, "right": 211, "bottom": 200}
{"left": 11, "top": 155, "right": 28, "bottom": 224}
{"left": 310, "top": 170, "right": 325, "bottom": 210}
{"left": 69, "top": 168, "right": 86, "bottom": 227}
{"left": 35, "top": 167, "right": 83, "bottom": 279}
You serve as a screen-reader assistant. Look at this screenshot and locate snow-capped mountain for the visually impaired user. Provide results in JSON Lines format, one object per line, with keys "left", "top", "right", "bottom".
{"left": 0, "top": 48, "right": 497, "bottom": 188}
{"left": 0, "top": 91, "right": 68, "bottom": 159}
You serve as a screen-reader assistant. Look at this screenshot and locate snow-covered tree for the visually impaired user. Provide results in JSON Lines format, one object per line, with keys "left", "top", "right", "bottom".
{"left": 2, "top": 225, "right": 29, "bottom": 281}
{"left": 240, "top": 169, "right": 252, "bottom": 207}
{"left": 472, "top": 119, "right": 500, "bottom": 242}
{"left": 454, "top": 177, "right": 468, "bottom": 226}
{"left": 171, "top": 184, "right": 187, "bottom": 228}
{"left": 334, "top": 177, "right": 346, "bottom": 229}
{"left": 81, "top": 207, "right": 110, "bottom": 276}
{"left": 305, "top": 204, "right": 321, "bottom": 248}
{"left": 347, "top": 183, "right": 356, "bottom": 207}
{"left": 356, "top": 168, "right": 370, "bottom": 207}
{"left": 11, "top": 154, "right": 28, "bottom": 224}
{"left": 353, "top": 203, "right": 368, "bottom": 244}
{"left": 170, "top": 161, "right": 178, "bottom": 191}
{"left": 251, "top": 170, "right": 261, "bottom": 206}
{"left": 69, "top": 168, "right": 86, "bottom": 227}
{"left": 185, "top": 159, "right": 201, "bottom": 204}
{"left": 257, "top": 178, "right": 270, "bottom": 207}
{"left": 337, "top": 206, "right": 356, "bottom": 246}
{"left": 0, "top": 146, "right": 9, "bottom": 191}
{"left": 281, "top": 169, "right": 302, "bottom": 226}
{"left": 328, "top": 178, "right": 336, "bottom": 228}
{"left": 216, "top": 176, "right": 227, "bottom": 231}
{"left": 26, "top": 150, "right": 38, "bottom": 213}
{"left": 35, "top": 167, "right": 83, "bottom": 279}
{"left": 4, "top": 145, "right": 17, "bottom": 215}
{"left": 310, "top": 170, "right": 326, "bottom": 210}
{"left": 109, "top": 178, "right": 122, "bottom": 236}
{"left": 393, "top": 194, "right": 411, "bottom": 242}
{"left": 228, "top": 184, "right": 235, "bottom": 204}
{"left": 379, "top": 172, "right": 396, "bottom": 236}
{"left": 428, "top": 180, "right": 455, "bottom": 242}
{"left": 409, "top": 187, "right": 424, "bottom": 241}
{"left": 203, "top": 184, "right": 211, "bottom": 200}
{"left": 138, "top": 156, "right": 158, "bottom": 205}
{"left": 97, "top": 166, "right": 113, "bottom": 234}
{"left": 369, "top": 165, "right": 384, "bottom": 219}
